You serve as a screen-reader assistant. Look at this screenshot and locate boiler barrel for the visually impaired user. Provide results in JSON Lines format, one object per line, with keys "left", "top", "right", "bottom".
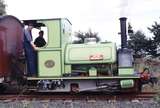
{"left": 0, "top": 15, "right": 23, "bottom": 78}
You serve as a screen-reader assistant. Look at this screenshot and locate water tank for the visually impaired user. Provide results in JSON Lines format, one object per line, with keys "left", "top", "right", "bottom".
{"left": 0, "top": 15, "right": 23, "bottom": 78}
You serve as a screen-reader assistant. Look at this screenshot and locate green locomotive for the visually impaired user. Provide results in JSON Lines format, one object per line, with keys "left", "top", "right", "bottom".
{"left": 24, "top": 17, "right": 140, "bottom": 93}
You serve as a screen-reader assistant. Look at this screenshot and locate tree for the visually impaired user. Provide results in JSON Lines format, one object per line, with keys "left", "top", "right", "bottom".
{"left": 0, "top": 0, "right": 6, "bottom": 15}
{"left": 148, "top": 21, "right": 160, "bottom": 46}
{"left": 145, "top": 38, "right": 157, "bottom": 56}
{"left": 128, "top": 30, "right": 158, "bottom": 57}
{"left": 147, "top": 21, "right": 160, "bottom": 57}
{"left": 73, "top": 29, "right": 101, "bottom": 44}
{"left": 128, "top": 30, "right": 149, "bottom": 57}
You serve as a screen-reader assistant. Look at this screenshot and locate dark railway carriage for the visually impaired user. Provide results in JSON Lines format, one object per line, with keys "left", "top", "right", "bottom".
{"left": 0, "top": 15, "right": 147, "bottom": 93}
{"left": 0, "top": 15, "right": 23, "bottom": 84}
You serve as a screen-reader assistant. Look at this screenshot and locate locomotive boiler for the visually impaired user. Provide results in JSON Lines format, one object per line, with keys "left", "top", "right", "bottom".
{"left": 0, "top": 15, "right": 145, "bottom": 93}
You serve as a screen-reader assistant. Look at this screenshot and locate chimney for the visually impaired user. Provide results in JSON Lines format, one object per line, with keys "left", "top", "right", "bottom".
{"left": 119, "top": 17, "right": 127, "bottom": 49}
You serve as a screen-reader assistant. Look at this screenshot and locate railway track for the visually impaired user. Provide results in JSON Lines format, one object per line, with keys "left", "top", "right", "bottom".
{"left": 0, "top": 92, "right": 157, "bottom": 101}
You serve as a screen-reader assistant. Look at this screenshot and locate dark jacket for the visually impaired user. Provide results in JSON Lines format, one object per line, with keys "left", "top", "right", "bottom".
{"left": 34, "top": 36, "right": 46, "bottom": 47}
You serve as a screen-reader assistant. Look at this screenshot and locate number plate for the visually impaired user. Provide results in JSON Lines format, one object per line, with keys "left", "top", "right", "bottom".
{"left": 89, "top": 54, "right": 103, "bottom": 60}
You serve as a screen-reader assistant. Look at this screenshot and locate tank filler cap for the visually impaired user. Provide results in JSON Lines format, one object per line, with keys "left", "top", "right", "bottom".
{"left": 84, "top": 38, "right": 97, "bottom": 44}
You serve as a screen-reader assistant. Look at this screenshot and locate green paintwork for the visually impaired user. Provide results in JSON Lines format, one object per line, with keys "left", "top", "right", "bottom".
{"left": 38, "top": 48, "right": 61, "bottom": 51}
{"left": 38, "top": 20, "right": 61, "bottom": 48}
{"left": 60, "top": 19, "right": 72, "bottom": 45}
{"left": 118, "top": 67, "right": 134, "bottom": 75}
{"left": 36, "top": 19, "right": 72, "bottom": 77}
{"left": 89, "top": 67, "right": 97, "bottom": 76}
{"left": 65, "top": 42, "right": 116, "bottom": 64}
{"left": 64, "top": 65, "right": 71, "bottom": 74}
{"left": 60, "top": 19, "right": 72, "bottom": 75}
{"left": 120, "top": 79, "right": 134, "bottom": 88}
{"left": 38, "top": 50, "right": 61, "bottom": 77}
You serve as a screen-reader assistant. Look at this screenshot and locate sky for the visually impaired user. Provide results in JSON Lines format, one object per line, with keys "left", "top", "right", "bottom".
{"left": 5, "top": 0, "right": 160, "bottom": 45}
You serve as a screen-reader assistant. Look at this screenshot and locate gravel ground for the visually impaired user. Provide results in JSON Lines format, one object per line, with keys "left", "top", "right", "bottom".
{"left": 0, "top": 100, "right": 160, "bottom": 108}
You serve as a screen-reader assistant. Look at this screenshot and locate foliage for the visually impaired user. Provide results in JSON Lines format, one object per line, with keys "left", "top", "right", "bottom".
{"left": 0, "top": 0, "right": 6, "bottom": 15}
{"left": 148, "top": 22, "right": 160, "bottom": 46}
{"left": 145, "top": 38, "right": 157, "bottom": 57}
{"left": 128, "top": 30, "right": 149, "bottom": 57}
{"left": 73, "top": 29, "right": 100, "bottom": 44}
{"left": 128, "top": 21, "right": 159, "bottom": 57}
{"left": 148, "top": 21, "right": 160, "bottom": 57}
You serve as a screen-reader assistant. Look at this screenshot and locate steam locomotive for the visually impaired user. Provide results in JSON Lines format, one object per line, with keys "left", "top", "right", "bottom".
{"left": 0, "top": 15, "right": 148, "bottom": 93}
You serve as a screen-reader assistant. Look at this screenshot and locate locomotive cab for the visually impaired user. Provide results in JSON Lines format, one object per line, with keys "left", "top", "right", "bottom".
{"left": 23, "top": 18, "right": 72, "bottom": 78}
